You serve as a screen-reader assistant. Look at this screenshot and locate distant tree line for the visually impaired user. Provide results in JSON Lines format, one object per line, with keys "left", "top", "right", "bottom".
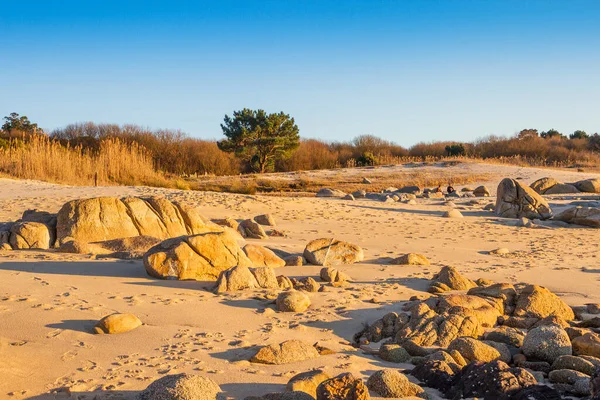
{"left": 2, "top": 112, "right": 600, "bottom": 177}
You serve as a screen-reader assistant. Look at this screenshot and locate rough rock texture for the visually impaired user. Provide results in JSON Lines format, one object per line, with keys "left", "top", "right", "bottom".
{"left": 319, "top": 267, "right": 351, "bottom": 286}
{"left": 573, "top": 333, "right": 600, "bottom": 358}
{"left": 316, "top": 373, "right": 369, "bottom": 400}
{"left": 410, "top": 360, "right": 457, "bottom": 393}
{"left": 530, "top": 177, "right": 560, "bottom": 194}
{"left": 390, "top": 253, "right": 430, "bottom": 266}
{"left": 554, "top": 206, "right": 600, "bottom": 228}
{"left": 316, "top": 188, "right": 346, "bottom": 198}
{"left": 58, "top": 239, "right": 93, "bottom": 254}
{"left": 442, "top": 209, "right": 463, "bottom": 218}
{"left": 510, "top": 385, "right": 562, "bottom": 400}
{"left": 57, "top": 196, "right": 214, "bottom": 244}
{"left": 513, "top": 285, "right": 575, "bottom": 320}
{"left": 243, "top": 244, "right": 286, "bottom": 268}
{"left": 144, "top": 231, "right": 252, "bottom": 281}
{"left": 485, "top": 326, "right": 526, "bottom": 347}
{"left": 522, "top": 325, "right": 572, "bottom": 363}
{"left": 473, "top": 185, "right": 491, "bottom": 197}
{"left": 448, "top": 360, "right": 537, "bottom": 400}
{"left": 575, "top": 178, "right": 600, "bottom": 193}
{"left": 552, "top": 355, "right": 596, "bottom": 375}
{"left": 93, "top": 313, "right": 142, "bottom": 334}
{"left": 303, "top": 238, "right": 364, "bottom": 266}
{"left": 429, "top": 266, "right": 477, "bottom": 293}
{"left": 495, "top": 178, "right": 552, "bottom": 220}
{"left": 254, "top": 214, "right": 276, "bottom": 226}
{"left": 238, "top": 219, "right": 268, "bottom": 239}
{"left": 436, "top": 294, "right": 502, "bottom": 327}
{"left": 448, "top": 337, "right": 501, "bottom": 363}
{"left": 214, "top": 265, "right": 280, "bottom": 293}
{"left": 378, "top": 344, "right": 411, "bottom": 363}
{"left": 276, "top": 290, "right": 311, "bottom": 312}
{"left": 284, "top": 255, "right": 304, "bottom": 266}
{"left": 251, "top": 340, "right": 320, "bottom": 365}
{"left": 138, "top": 373, "right": 221, "bottom": 400}
{"left": 9, "top": 221, "right": 53, "bottom": 250}
{"left": 366, "top": 369, "right": 425, "bottom": 398}
{"left": 286, "top": 370, "right": 331, "bottom": 398}
{"left": 544, "top": 183, "right": 580, "bottom": 194}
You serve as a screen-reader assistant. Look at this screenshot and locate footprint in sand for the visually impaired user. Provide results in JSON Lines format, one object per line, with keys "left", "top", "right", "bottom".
{"left": 61, "top": 350, "right": 79, "bottom": 361}
{"left": 47, "top": 329, "right": 63, "bottom": 338}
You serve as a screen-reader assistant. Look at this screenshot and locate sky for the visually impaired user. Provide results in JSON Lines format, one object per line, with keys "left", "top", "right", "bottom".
{"left": 1, "top": 1, "right": 599, "bottom": 146}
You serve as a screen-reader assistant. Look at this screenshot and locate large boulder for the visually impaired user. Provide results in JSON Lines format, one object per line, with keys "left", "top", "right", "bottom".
{"left": 93, "top": 313, "right": 142, "bottom": 334}
{"left": 575, "top": 178, "right": 600, "bottom": 193}
{"left": 238, "top": 219, "right": 268, "bottom": 239}
{"left": 139, "top": 373, "right": 221, "bottom": 400}
{"left": 316, "top": 188, "right": 346, "bottom": 198}
{"left": 251, "top": 340, "right": 320, "bottom": 365}
{"left": 573, "top": 333, "right": 600, "bottom": 358}
{"left": 316, "top": 373, "right": 369, "bottom": 400}
{"left": 522, "top": 325, "right": 572, "bottom": 363}
{"left": 545, "top": 183, "right": 580, "bottom": 195}
{"left": 390, "top": 253, "right": 430, "bottom": 266}
{"left": 448, "top": 337, "right": 501, "bottom": 363}
{"left": 303, "top": 238, "right": 364, "bottom": 266}
{"left": 513, "top": 285, "right": 575, "bottom": 321}
{"left": 436, "top": 294, "right": 502, "bottom": 327}
{"left": 144, "top": 231, "right": 252, "bottom": 281}
{"left": 214, "top": 265, "right": 280, "bottom": 293}
{"left": 429, "top": 266, "right": 477, "bottom": 293}
{"left": 495, "top": 178, "right": 552, "bottom": 219}
{"left": 276, "top": 290, "right": 311, "bottom": 312}
{"left": 366, "top": 369, "right": 425, "bottom": 398}
{"left": 243, "top": 244, "right": 285, "bottom": 268}
{"left": 9, "top": 221, "right": 54, "bottom": 249}
{"left": 56, "top": 196, "right": 215, "bottom": 244}
{"left": 554, "top": 206, "right": 600, "bottom": 228}
{"left": 530, "top": 177, "right": 560, "bottom": 194}
{"left": 473, "top": 186, "right": 491, "bottom": 197}
{"left": 287, "top": 370, "right": 331, "bottom": 398}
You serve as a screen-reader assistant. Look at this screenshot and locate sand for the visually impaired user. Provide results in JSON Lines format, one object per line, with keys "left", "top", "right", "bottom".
{"left": 1, "top": 162, "right": 599, "bottom": 399}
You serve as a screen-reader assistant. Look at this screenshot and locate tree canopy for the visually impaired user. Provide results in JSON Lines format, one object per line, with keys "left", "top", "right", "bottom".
{"left": 570, "top": 130, "right": 589, "bottom": 140}
{"left": 1, "top": 112, "right": 42, "bottom": 137}
{"left": 218, "top": 108, "right": 300, "bottom": 173}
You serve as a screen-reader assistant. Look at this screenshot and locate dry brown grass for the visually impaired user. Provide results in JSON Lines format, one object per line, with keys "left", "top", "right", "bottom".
{"left": 0, "top": 136, "right": 172, "bottom": 187}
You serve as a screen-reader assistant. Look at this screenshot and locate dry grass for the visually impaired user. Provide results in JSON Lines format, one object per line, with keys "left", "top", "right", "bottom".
{"left": 0, "top": 136, "right": 172, "bottom": 187}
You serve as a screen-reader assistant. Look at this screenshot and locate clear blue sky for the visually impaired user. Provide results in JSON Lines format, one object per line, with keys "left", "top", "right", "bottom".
{"left": 1, "top": 1, "right": 599, "bottom": 146}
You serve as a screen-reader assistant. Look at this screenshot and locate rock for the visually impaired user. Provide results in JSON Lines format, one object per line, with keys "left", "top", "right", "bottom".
{"left": 138, "top": 373, "right": 221, "bottom": 400}
{"left": 390, "top": 253, "right": 430, "bottom": 266}
{"left": 0, "top": 243, "right": 11, "bottom": 251}
{"left": 362, "top": 177, "right": 372, "bottom": 184}
{"left": 552, "top": 355, "right": 596, "bottom": 375}
{"left": 254, "top": 214, "right": 276, "bottom": 226}
{"left": 287, "top": 370, "right": 331, "bottom": 398}
{"left": 276, "top": 290, "right": 311, "bottom": 312}
{"left": 284, "top": 255, "right": 304, "bottom": 266}
{"left": 509, "top": 385, "right": 562, "bottom": 400}
{"left": 9, "top": 221, "right": 54, "bottom": 250}
{"left": 293, "top": 277, "right": 320, "bottom": 292}
{"left": 397, "top": 186, "right": 421, "bottom": 194}
{"left": 485, "top": 326, "right": 526, "bottom": 347}
{"left": 353, "top": 312, "right": 409, "bottom": 345}
{"left": 554, "top": 206, "right": 600, "bottom": 228}
{"left": 473, "top": 186, "right": 491, "bottom": 197}
{"left": 57, "top": 197, "right": 214, "bottom": 244}
{"left": 21, "top": 209, "right": 57, "bottom": 227}
{"left": 573, "top": 333, "right": 600, "bottom": 358}
{"left": 448, "top": 337, "right": 501, "bottom": 363}
{"left": 484, "top": 340, "right": 512, "bottom": 363}
{"left": 530, "top": 177, "right": 561, "bottom": 194}
{"left": 429, "top": 266, "right": 477, "bottom": 293}
{"left": 238, "top": 219, "right": 268, "bottom": 239}
{"left": 248, "top": 392, "right": 314, "bottom": 400}
{"left": 495, "top": 178, "right": 553, "bottom": 219}
{"left": 144, "top": 231, "right": 252, "bottom": 281}
{"left": 319, "top": 267, "right": 351, "bottom": 285}
{"left": 545, "top": 183, "right": 580, "bottom": 194}
{"left": 213, "top": 217, "right": 239, "bottom": 230}
{"left": 243, "top": 244, "right": 285, "bottom": 268}
{"left": 342, "top": 194, "right": 355, "bottom": 201}
{"left": 57, "top": 239, "right": 92, "bottom": 254}
{"left": 214, "top": 265, "right": 280, "bottom": 293}
{"left": 316, "top": 373, "right": 369, "bottom": 400}
{"left": 436, "top": 294, "right": 503, "bottom": 327}
{"left": 514, "top": 285, "right": 574, "bottom": 321}
{"left": 316, "top": 188, "right": 346, "bottom": 198}
{"left": 93, "top": 313, "right": 142, "bottom": 334}
{"left": 379, "top": 344, "right": 411, "bottom": 363}
{"left": 448, "top": 360, "right": 537, "bottom": 400}
{"left": 366, "top": 369, "right": 425, "bottom": 398}
{"left": 303, "top": 238, "right": 364, "bottom": 266}
{"left": 251, "top": 340, "right": 320, "bottom": 365}
{"left": 532, "top": 315, "right": 569, "bottom": 329}
{"left": 352, "top": 190, "right": 366, "bottom": 199}
{"left": 410, "top": 360, "right": 457, "bottom": 393}
{"left": 442, "top": 209, "right": 463, "bottom": 218}
{"left": 549, "top": 369, "right": 590, "bottom": 384}
{"left": 575, "top": 178, "right": 600, "bottom": 193}
{"left": 522, "top": 325, "right": 572, "bottom": 363}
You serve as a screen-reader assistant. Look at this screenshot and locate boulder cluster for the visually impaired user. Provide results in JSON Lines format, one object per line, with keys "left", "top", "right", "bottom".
{"left": 353, "top": 267, "right": 600, "bottom": 399}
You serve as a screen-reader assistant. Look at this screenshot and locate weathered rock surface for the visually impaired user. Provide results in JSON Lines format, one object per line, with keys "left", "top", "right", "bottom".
{"left": 545, "top": 183, "right": 580, "bottom": 194}
{"left": 410, "top": 360, "right": 457, "bottom": 393}
{"left": 254, "top": 214, "right": 276, "bottom": 226}
{"left": 530, "top": 177, "right": 560, "bottom": 194}
{"left": 429, "top": 266, "right": 477, "bottom": 293}
{"left": 144, "top": 231, "right": 251, "bottom": 281}
{"left": 214, "top": 265, "right": 280, "bottom": 293}
{"left": 316, "top": 188, "right": 346, "bottom": 198}
{"left": 552, "top": 355, "right": 596, "bottom": 375}
{"left": 238, "top": 219, "right": 268, "bottom": 239}
{"left": 378, "top": 344, "right": 411, "bottom": 363}
{"left": 573, "top": 333, "right": 600, "bottom": 358}
{"left": 316, "top": 373, "right": 369, "bottom": 400}
{"left": 319, "top": 267, "right": 351, "bottom": 286}
{"left": 57, "top": 196, "right": 213, "bottom": 244}
{"left": 243, "top": 244, "right": 286, "bottom": 268}
{"left": 93, "top": 313, "right": 142, "bottom": 334}
{"left": 473, "top": 185, "right": 491, "bottom": 197}
{"left": 366, "top": 369, "right": 425, "bottom": 398}
{"left": 555, "top": 206, "right": 600, "bottom": 228}
{"left": 303, "top": 238, "right": 364, "bottom": 266}
{"left": 276, "top": 290, "right": 311, "bottom": 312}
{"left": 513, "top": 285, "right": 575, "bottom": 320}
{"left": 286, "top": 370, "right": 331, "bottom": 398}
{"left": 251, "top": 340, "right": 320, "bottom": 365}
{"left": 442, "top": 209, "right": 463, "bottom": 218}
{"left": 390, "top": 253, "right": 430, "bottom": 266}
{"left": 9, "top": 221, "right": 53, "bottom": 250}
{"left": 575, "top": 178, "right": 600, "bottom": 193}
{"left": 522, "top": 325, "right": 572, "bottom": 363}
{"left": 448, "top": 337, "right": 501, "bottom": 363}
{"left": 138, "top": 373, "right": 221, "bottom": 400}
{"left": 495, "top": 178, "right": 552, "bottom": 219}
